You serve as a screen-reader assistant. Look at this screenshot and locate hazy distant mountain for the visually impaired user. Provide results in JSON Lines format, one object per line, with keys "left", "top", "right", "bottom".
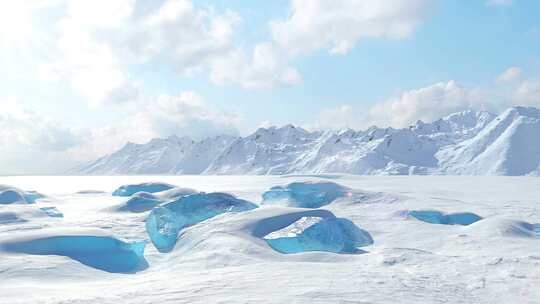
{"left": 73, "top": 106, "right": 540, "bottom": 176}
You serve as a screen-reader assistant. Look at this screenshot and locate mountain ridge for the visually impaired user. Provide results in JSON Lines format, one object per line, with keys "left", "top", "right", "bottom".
{"left": 73, "top": 106, "right": 540, "bottom": 176}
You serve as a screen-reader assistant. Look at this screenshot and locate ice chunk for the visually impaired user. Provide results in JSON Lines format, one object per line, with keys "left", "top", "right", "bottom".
{"left": 0, "top": 185, "right": 44, "bottom": 204}
{"left": 408, "top": 210, "right": 482, "bottom": 226}
{"left": 39, "top": 207, "right": 64, "bottom": 218}
{"left": 112, "top": 182, "right": 176, "bottom": 197}
{"left": 115, "top": 188, "right": 198, "bottom": 213}
{"left": 155, "top": 187, "right": 198, "bottom": 201}
{"left": 146, "top": 192, "right": 258, "bottom": 252}
{"left": 0, "top": 189, "right": 24, "bottom": 204}
{"left": 262, "top": 181, "right": 350, "bottom": 208}
{"left": 264, "top": 217, "right": 373, "bottom": 254}
{"left": 0, "top": 212, "right": 27, "bottom": 224}
{"left": 0, "top": 232, "right": 147, "bottom": 273}
{"left": 117, "top": 192, "right": 161, "bottom": 213}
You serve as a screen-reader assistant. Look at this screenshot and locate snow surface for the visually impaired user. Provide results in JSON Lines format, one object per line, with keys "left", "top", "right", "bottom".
{"left": 74, "top": 106, "right": 540, "bottom": 176}
{"left": 0, "top": 175, "right": 539, "bottom": 303}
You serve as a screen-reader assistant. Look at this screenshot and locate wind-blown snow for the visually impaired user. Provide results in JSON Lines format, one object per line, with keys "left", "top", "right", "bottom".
{"left": 74, "top": 106, "right": 540, "bottom": 176}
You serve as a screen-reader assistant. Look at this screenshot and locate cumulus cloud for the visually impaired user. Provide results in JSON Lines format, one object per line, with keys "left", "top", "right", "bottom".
{"left": 0, "top": 102, "right": 89, "bottom": 174}
{"left": 310, "top": 81, "right": 497, "bottom": 130}
{"left": 513, "top": 81, "right": 540, "bottom": 106}
{"left": 0, "top": 92, "right": 242, "bottom": 174}
{"left": 32, "top": 0, "right": 299, "bottom": 106}
{"left": 210, "top": 42, "right": 302, "bottom": 89}
{"left": 496, "top": 67, "right": 522, "bottom": 83}
{"left": 136, "top": 91, "right": 241, "bottom": 139}
{"left": 270, "top": 0, "right": 433, "bottom": 55}
{"left": 369, "top": 81, "right": 494, "bottom": 127}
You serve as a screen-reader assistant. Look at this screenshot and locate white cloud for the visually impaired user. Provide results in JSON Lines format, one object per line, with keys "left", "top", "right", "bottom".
{"left": 310, "top": 81, "right": 498, "bottom": 130}
{"left": 513, "top": 81, "right": 540, "bottom": 106}
{"left": 270, "top": 0, "right": 433, "bottom": 55}
{"left": 366, "top": 81, "right": 485, "bottom": 127}
{"left": 137, "top": 91, "right": 241, "bottom": 140}
{"left": 0, "top": 102, "right": 89, "bottom": 174}
{"left": 36, "top": 0, "right": 297, "bottom": 98}
{"left": 486, "top": 0, "right": 513, "bottom": 6}
{"left": 496, "top": 67, "right": 522, "bottom": 83}
{"left": 210, "top": 42, "right": 302, "bottom": 89}
{"left": 0, "top": 92, "right": 243, "bottom": 174}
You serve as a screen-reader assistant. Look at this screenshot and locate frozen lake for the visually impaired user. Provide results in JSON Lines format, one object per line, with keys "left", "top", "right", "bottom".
{"left": 0, "top": 175, "right": 539, "bottom": 303}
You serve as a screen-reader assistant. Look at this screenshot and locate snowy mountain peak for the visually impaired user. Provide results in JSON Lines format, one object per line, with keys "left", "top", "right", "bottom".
{"left": 75, "top": 107, "right": 540, "bottom": 176}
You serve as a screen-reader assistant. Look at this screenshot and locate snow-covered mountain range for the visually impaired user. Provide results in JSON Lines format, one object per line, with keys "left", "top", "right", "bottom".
{"left": 74, "top": 106, "right": 540, "bottom": 176}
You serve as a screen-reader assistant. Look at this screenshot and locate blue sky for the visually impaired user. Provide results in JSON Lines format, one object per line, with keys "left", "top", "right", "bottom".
{"left": 1, "top": 0, "right": 540, "bottom": 173}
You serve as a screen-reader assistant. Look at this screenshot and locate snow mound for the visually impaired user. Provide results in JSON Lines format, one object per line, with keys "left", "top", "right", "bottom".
{"left": 112, "top": 182, "right": 176, "bottom": 197}
{"left": 262, "top": 182, "right": 350, "bottom": 208}
{"left": 465, "top": 217, "right": 540, "bottom": 238}
{"left": 146, "top": 192, "right": 258, "bottom": 252}
{"left": 115, "top": 188, "right": 198, "bottom": 213}
{"left": 116, "top": 192, "right": 161, "bottom": 213}
{"left": 0, "top": 185, "right": 45, "bottom": 204}
{"left": 0, "top": 229, "right": 147, "bottom": 273}
{"left": 408, "top": 210, "right": 482, "bottom": 226}
{"left": 0, "top": 205, "right": 58, "bottom": 224}
{"left": 154, "top": 187, "right": 198, "bottom": 201}
{"left": 264, "top": 217, "right": 373, "bottom": 254}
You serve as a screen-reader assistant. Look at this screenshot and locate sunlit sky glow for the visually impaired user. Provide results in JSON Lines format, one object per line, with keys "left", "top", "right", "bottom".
{"left": 1, "top": 0, "right": 539, "bottom": 174}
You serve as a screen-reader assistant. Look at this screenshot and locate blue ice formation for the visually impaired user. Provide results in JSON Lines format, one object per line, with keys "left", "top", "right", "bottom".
{"left": 0, "top": 189, "right": 24, "bottom": 204}
{"left": 157, "top": 187, "right": 198, "bottom": 200}
{"left": 262, "top": 181, "right": 349, "bottom": 208}
{"left": 0, "top": 212, "right": 26, "bottom": 224}
{"left": 533, "top": 224, "right": 540, "bottom": 235}
{"left": 146, "top": 192, "right": 258, "bottom": 252}
{"left": 116, "top": 188, "right": 198, "bottom": 213}
{"left": 0, "top": 186, "right": 44, "bottom": 204}
{"left": 118, "top": 192, "right": 161, "bottom": 213}
{"left": 0, "top": 236, "right": 147, "bottom": 273}
{"left": 39, "top": 207, "right": 64, "bottom": 218}
{"left": 408, "top": 210, "right": 482, "bottom": 226}
{"left": 112, "top": 182, "right": 176, "bottom": 197}
{"left": 265, "top": 217, "right": 373, "bottom": 254}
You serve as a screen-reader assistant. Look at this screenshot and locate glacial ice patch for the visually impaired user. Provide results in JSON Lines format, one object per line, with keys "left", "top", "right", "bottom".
{"left": 39, "top": 207, "right": 64, "bottom": 218}
{"left": 117, "top": 192, "right": 161, "bottom": 213}
{"left": 114, "top": 188, "right": 198, "bottom": 213}
{"left": 0, "top": 185, "right": 45, "bottom": 204}
{"left": 0, "top": 232, "right": 147, "bottom": 273}
{"left": 146, "top": 192, "right": 258, "bottom": 252}
{"left": 408, "top": 210, "right": 482, "bottom": 226}
{"left": 264, "top": 216, "right": 373, "bottom": 254}
{"left": 262, "top": 181, "right": 350, "bottom": 208}
{"left": 112, "top": 182, "right": 176, "bottom": 197}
